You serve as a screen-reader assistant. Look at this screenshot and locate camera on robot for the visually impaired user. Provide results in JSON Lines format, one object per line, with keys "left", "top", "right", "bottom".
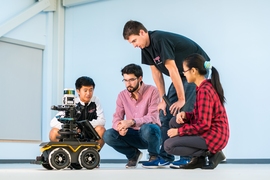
{"left": 51, "top": 88, "right": 82, "bottom": 121}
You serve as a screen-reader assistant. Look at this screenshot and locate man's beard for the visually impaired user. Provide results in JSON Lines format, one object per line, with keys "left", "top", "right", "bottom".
{"left": 127, "top": 82, "right": 139, "bottom": 93}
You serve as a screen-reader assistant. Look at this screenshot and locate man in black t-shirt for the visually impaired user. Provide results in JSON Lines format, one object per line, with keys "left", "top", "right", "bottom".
{"left": 123, "top": 20, "right": 210, "bottom": 168}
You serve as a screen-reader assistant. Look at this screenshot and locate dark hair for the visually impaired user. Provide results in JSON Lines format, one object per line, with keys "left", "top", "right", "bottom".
{"left": 184, "top": 53, "right": 226, "bottom": 105}
{"left": 121, "top": 63, "right": 143, "bottom": 78}
{"left": 75, "top": 76, "right": 95, "bottom": 90}
{"left": 123, "top": 20, "right": 148, "bottom": 40}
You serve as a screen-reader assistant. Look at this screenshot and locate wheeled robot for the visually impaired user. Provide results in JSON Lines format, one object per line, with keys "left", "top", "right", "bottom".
{"left": 32, "top": 89, "right": 101, "bottom": 170}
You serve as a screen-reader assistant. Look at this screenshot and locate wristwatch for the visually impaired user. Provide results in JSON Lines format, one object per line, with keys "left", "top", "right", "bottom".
{"left": 131, "top": 119, "right": 136, "bottom": 127}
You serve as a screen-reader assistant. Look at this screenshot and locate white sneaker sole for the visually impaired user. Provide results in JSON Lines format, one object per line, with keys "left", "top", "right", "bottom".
{"left": 142, "top": 164, "right": 170, "bottom": 169}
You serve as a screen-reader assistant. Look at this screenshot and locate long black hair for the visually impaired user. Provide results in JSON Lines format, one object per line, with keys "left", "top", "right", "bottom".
{"left": 184, "top": 53, "right": 226, "bottom": 105}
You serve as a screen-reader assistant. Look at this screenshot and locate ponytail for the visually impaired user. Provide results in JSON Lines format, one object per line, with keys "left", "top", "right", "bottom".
{"left": 184, "top": 53, "right": 226, "bottom": 105}
{"left": 210, "top": 66, "right": 226, "bottom": 105}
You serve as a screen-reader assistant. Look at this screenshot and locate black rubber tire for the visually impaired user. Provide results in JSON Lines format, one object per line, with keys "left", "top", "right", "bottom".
{"left": 70, "top": 163, "right": 83, "bottom": 170}
{"left": 48, "top": 148, "right": 71, "bottom": 170}
{"left": 78, "top": 148, "right": 100, "bottom": 169}
{"left": 41, "top": 163, "right": 53, "bottom": 170}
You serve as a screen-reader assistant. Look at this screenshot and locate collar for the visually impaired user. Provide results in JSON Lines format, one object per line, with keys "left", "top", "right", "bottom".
{"left": 128, "top": 82, "right": 145, "bottom": 98}
{"left": 77, "top": 99, "right": 91, "bottom": 106}
{"left": 196, "top": 79, "right": 210, "bottom": 91}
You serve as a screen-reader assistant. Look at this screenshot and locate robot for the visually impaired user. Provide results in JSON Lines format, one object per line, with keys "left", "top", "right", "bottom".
{"left": 32, "top": 89, "right": 101, "bottom": 170}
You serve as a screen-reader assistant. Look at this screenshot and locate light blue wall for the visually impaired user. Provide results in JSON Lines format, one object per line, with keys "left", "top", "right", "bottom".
{"left": 0, "top": 0, "right": 54, "bottom": 159}
{"left": 1, "top": 0, "right": 270, "bottom": 160}
{"left": 64, "top": 0, "right": 270, "bottom": 159}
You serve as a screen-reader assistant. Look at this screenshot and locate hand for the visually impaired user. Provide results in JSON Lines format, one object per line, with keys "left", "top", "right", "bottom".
{"left": 170, "top": 99, "right": 185, "bottom": 116}
{"left": 167, "top": 128, "right": 179, "bottom": 138}
{"left": 119, "top": 128, "right": 128, "bottom": 136}
{"left": 158, "top": 101, "right": 167, "bottom": 116}
{"left": 117, "top": 121, "right": 129, "bottom": 136}
{"left": 176, "top": 111, "right": 186, "bottom": 124}
{"left": 117, "top": 120, "right": 128, "bottom": 130}
{"left": 76, "top": 127, "right": 81, "bottom": 133}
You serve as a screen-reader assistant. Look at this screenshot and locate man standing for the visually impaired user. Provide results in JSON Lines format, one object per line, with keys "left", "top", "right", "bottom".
{"left": 123, "top": 20, "right": 210, "bottom": 168}
{"left": 103, "top": 64, "right": 161, "bottom": 169}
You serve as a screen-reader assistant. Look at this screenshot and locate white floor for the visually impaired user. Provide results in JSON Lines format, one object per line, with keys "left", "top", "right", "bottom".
{"left": 0, "top": 163, "right": 270, "bottom": 180}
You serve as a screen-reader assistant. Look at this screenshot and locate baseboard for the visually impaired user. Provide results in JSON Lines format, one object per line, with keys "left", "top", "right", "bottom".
{"left": 224, "top": 159, "right": 270, "bottom": 164}
{"left": 1, "top": 159, "right": 270, "bottom": 164}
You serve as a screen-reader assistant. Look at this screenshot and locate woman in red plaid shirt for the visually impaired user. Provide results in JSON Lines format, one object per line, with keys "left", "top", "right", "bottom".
{"left": 164, "top": 53, "right": 229, "bottom": 169}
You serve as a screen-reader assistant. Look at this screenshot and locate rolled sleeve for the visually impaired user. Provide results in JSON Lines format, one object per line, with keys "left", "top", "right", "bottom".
{"left": 89, "top": 96, "right": 106, "bottom": 128}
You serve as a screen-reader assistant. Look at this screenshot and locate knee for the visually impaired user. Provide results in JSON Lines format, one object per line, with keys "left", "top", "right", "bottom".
{"left": 169, "top": 117, "right": 178, "bottom": 128}
{"left": 49, "top": 128, "right": 59, "bottom": 142}
{"left": 94, "top": 125, "right": 106, "bottom": 138}
{"left": 159, "top": 113, "right": 172, "bottom": 127}
{"left": 141, "top": 124, "right": 161, "bottom": 138}
{"left": 103, "top": 128, "right": 117, "bottom": 144}
{"left": 164, "top": 139, "right": 172, "bottom": 154}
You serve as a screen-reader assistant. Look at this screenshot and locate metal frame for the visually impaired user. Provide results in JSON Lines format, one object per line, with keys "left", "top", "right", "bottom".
{"left": 0, "top": 0, "right": 51, "bottom": 38}
{"left": 62, "top": 0, "right": 99, "bottom": 7}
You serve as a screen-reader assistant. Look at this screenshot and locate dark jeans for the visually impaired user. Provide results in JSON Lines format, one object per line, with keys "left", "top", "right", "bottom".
{"left": 103, "top": 124, "right": 161, "bottom": 160}
{"left": 159, "top": 77, "right": 196, "bottom": 161}
{"left": 164, "top": 117, "right": 208, "bottom": 157}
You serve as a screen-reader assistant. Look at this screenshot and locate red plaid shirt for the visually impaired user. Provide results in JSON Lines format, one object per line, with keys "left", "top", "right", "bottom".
{"left": 178, "top": 80, "right": 230, "bottom": 153}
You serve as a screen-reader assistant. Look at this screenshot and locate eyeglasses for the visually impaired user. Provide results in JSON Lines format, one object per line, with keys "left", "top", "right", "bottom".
{"left": 122, "top": 78, "right": 137, "bottom": 83}
{"left": 182, "top": 69, "right": 191, "bottom": 74}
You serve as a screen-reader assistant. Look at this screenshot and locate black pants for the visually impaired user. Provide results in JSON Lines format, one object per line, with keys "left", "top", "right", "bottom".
{"left": 164, "top": 117, "right": 208, "bottom": 157}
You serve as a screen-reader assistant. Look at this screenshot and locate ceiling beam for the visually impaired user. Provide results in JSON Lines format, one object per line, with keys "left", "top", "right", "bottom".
{"left": 0, "top": 0, "right": 51, "bottom": 38}
{"left": 62, "top": 0, "right": 99, "bottom": 7}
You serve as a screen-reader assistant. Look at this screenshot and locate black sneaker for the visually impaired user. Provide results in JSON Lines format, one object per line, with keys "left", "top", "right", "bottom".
{"left": 202, "top": 151, "right": 225, "bottom": 169}
{"left": 125, "top": 150, "right": 143, "bottom": 168}
{"left": 179, "top": 156, "right": 206, "bottom": 169}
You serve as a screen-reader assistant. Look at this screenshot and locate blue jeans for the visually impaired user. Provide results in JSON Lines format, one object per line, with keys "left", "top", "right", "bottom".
{"left": 159, "top": 77, "right": 196, "bottom": 161}
{"left": 103, "top": 124, "right": 161, "bottom": 160}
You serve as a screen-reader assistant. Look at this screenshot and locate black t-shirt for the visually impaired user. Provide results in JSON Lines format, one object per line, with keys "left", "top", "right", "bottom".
{"left": 142, "top": 30, "right": 210, "bottom": 76}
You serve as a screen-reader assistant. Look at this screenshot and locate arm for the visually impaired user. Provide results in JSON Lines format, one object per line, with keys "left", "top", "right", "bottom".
{"left": 112, "top": 93, "right": 125, "bottom": 131}
{"left": 50, "top": 111, "right": 65, "bottom": 129}
{"left": 111, "top": 93, "right": 134, "bottom": 136}
{"left": 178, "top": 90, "right": 213, "bottom": 136}
{"left": 89, "top": 96, "right": 106, "bottom": 128}
{"left": 185, "top": 111, "right": 195, "bottom": 121}
{"left": 150, "top": 65, "right": 166, "bottom": 97}
{"left": 168, "top": 111, "right": 190, "bottom": 138}
{"left": 113, "top": 86, "right": 160, "bottom": 131}
{"left": 150, "top": 65, "right": 167, "bottom": 115}
{"left": 165, "top": 59, "right": 185, "bottom": 115}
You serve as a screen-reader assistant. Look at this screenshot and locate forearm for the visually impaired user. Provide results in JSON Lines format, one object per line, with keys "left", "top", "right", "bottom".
{"left": 50, "top": 111, "right": 64, "bottom": 129}
{"left": 178, "top": 120, "right": 210, "bottom": 136}
{"left": 185, "top": 112, "right": 194, "bottom": 120}
{"left": 170, "top": 72, "right": 185, "bottom": 100}
{"left": 112, "top": 113, "right": 122, "bottom": 130}
{"left": 92, "top": 99, "right": 106, "bottom": 128}
{"left": 90, "top": 117, "right": 105, "bottom": 128}
{"left": 150, "top": 65, "right": 166, "bottom": 98}
{"left": 165, "top": 60, "right": 185, "bottom": 101}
